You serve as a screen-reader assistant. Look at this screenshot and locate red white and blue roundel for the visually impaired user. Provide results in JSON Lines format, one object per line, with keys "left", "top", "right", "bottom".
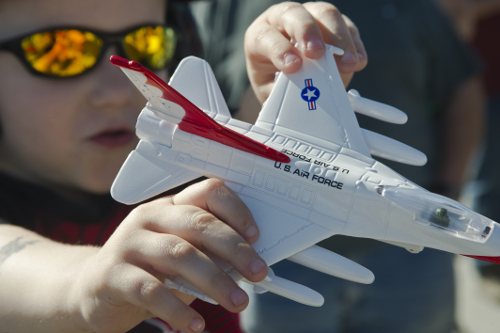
{"left": 301, "top": 79, "right": 320, "bottom": 110}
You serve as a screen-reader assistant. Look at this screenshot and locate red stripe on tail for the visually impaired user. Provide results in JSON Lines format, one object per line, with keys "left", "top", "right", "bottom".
{"left": 110, "top": 56, "right": 290, "bottom": 163}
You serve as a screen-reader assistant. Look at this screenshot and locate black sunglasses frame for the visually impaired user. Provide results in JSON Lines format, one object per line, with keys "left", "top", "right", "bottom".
{"left": 0, "top": 23, "right": 176, "bottom": 78}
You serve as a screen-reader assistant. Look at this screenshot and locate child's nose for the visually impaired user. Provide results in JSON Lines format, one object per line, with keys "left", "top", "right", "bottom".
{"left": 86, "top": 47, "right": 140, "bottom": 111}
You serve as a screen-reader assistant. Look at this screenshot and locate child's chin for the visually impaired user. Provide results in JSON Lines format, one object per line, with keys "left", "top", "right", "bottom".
{"left": 77, "top": 171, "right": 117, "bottom": 195}
{"left": 79, "top": 181, "right": 113, "bottom": 195}
{"left": 75, "top": 143, "right": 138, "bottom": 195}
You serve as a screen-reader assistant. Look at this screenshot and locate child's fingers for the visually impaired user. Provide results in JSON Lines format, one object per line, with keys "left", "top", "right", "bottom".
{"left": 133, "top": 232, "right": 250, "bottom": 312}
{"left": 302, "top": 2, "right": 359, "bottom": 70}
{"left": 341, "top": 14, "right": 368, "bottom": 72}
{"left": 265, "top": 2, "right": 326, "bottom": 59}
{"left": 172, "top": 179, "right": 259, "bottom": 244}
{"left": 139, "top": 204, "right": 267, "bottom": 283}
{"left": 244, "top": 17, "right": 302, "bottom": 76}
{"left": 245, "top": 2, "right": 325, "bottom": 75}
{"left": 117, "top": 265, "right": 205, "bottom": 333}
{"left": 245, "top": 1, "right": 367, "bottom": 102}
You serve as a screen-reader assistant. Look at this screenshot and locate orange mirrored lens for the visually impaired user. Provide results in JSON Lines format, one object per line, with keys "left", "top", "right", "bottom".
{"left": 21, "top": 30, "right": 102, "bottom": 77}
{"left": 123, "top": 26, "right": 176, "bottom": 70}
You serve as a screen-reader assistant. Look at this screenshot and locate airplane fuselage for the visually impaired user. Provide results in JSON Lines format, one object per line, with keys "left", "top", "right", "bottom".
{"left": 135, "top": 107, "right": 500, "bottom": 264}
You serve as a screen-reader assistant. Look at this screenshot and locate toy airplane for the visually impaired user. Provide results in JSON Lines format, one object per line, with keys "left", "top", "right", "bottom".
{"left": 110, "top": 45, "right": 500, "bottom": 307}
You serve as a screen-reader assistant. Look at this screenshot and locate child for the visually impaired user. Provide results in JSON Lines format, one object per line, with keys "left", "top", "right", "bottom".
{"left": 0, "top": 1, "right": 366, "bottom": 332}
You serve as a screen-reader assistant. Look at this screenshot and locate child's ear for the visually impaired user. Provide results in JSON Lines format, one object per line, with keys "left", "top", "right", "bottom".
{"left": 166, "top": 2, "right": 204, "bottom": 73}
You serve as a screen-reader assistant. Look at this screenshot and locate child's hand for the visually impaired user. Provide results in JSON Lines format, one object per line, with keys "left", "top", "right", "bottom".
{"left": 245, "top": 1, "right": 368, "bottom": 104}
{"left": 71, "top": 179, "right": 267, "bottom": 333}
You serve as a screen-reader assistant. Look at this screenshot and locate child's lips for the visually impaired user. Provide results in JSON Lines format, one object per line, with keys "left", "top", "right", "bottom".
{"left": 89, "top": 129, "right": 136, "bottom": 148}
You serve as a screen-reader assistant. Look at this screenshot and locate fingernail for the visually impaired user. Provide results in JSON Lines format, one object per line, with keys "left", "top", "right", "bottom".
{"left": 246, "top": 225, "right": 258, "bottom": 238}
{"left": 306, "top": 37, "right": 323, "bottom": 50}
{"left": 284, "top": 53, "right": 299, "bottom": 66}
{"left": 341, "top": 51, "right": 358, "bottom": 64}
{"left": 189, "top": 317, "right": 204, "bottom": 332}
{"left": 230, "top": 287, "right": 247, "bottom": 307}
{"left": 357, "top": 52, "right": 365, "bottom": 59}
{"left": 251, "top": 257, "right": 267, "bottom": 274}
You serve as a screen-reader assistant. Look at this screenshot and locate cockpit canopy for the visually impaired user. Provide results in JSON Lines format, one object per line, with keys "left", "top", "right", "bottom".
{"left": 378, "top": 186, "right": 494, "bottom": 243}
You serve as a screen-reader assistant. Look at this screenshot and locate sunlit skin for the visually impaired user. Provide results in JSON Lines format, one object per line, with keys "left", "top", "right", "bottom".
{"left": 0, "top": 0, "right": 167, "bottom": 199}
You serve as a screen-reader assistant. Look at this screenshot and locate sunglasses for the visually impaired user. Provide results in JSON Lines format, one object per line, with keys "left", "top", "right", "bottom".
{"left": 0, "top": 24, "right": 176, "bottom": 78}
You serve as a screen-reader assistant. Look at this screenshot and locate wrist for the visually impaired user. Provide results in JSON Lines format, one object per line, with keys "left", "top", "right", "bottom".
{"left": 66, "top": 246, "right": 101, "bottom": 333}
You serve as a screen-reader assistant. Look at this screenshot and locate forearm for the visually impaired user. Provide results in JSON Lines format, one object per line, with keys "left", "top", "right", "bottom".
{"left": 0, "top": 224, "right": 98, "bottom": 332}
{"left": 438, "top": 76, "right": 485, "bottom": 197}
{"left": 0, "top": 180, "right": 267, "bottom": 333}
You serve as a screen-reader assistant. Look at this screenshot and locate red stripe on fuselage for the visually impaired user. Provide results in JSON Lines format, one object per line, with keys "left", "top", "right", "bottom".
{"left": 463, "top": 255, "right": 500, "bottom": 265}
{"left": 110, "top": 56, "right": 290, "bottom": 163}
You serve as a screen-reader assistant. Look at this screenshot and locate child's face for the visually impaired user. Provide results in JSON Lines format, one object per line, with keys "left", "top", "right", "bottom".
{"left": 0, "top": 0, "right": 167, "bottom": 194}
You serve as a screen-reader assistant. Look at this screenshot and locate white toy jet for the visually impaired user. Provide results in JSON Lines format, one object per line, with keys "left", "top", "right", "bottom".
{"left": 110, "top": 45, "right": 500, "bottom": 307}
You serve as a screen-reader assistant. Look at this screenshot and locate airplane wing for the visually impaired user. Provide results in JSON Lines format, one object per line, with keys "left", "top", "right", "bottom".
{"left": 161, "top": 188, "right": 374, "bottom": 306}
{"left": 255, "top": 45, "right": 426, "bottom": 166}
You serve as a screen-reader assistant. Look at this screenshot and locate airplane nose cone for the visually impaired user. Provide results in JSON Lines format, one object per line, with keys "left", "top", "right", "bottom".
{"left": 465, "top": 222, "right": 500, "bottom": 264}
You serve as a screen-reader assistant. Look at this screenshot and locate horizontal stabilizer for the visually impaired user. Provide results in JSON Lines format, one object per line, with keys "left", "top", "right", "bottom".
{"left": 348, "top": 89, "right": 407, "bottom": 124}
{"left": 111, "top": 145, "right": 202, "bottom": 204}
{"left": 287, "top": 245, "right": 374, "bottom": 284}
{"left": 362, "top": 129, "right": 427, "bottom": 166}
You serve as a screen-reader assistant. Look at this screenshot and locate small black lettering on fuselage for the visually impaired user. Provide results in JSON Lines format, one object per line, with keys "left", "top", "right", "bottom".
{"left": 312, "top": 174, "right": 343, "bottom": 189}
{"left": 273, "top": 162, "right": 342, "bottom": 190}
{"left": 280, "top": 149, "right": 350, "bottom": 174}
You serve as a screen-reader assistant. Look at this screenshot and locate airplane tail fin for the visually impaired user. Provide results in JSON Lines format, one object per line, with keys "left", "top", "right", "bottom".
{"left": 168, "top": 57, "right": 232, "bottom": 118}
{"left": 110, "top": 56, "right": 289, "bottom": 163}
{"left": 110, "top": 55, "right": 290, "bottom": 204}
